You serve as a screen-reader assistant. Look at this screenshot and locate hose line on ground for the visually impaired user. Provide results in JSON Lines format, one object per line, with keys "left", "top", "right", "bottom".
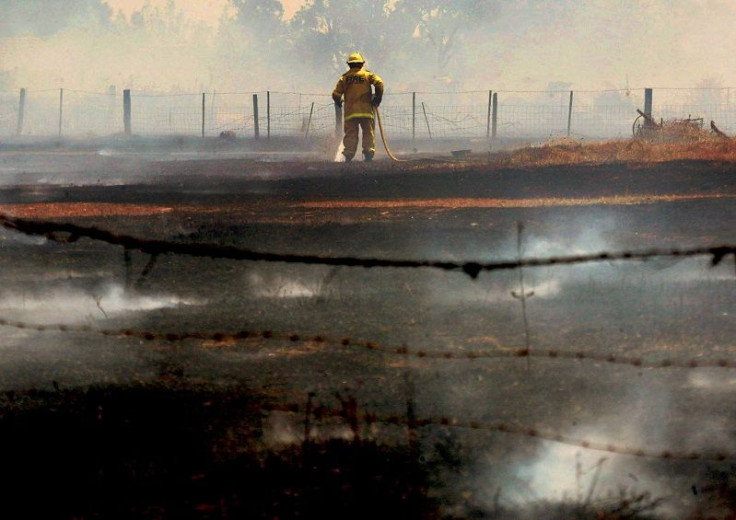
{"left": 375, "top": 106, "right": 405, "bottom": 162}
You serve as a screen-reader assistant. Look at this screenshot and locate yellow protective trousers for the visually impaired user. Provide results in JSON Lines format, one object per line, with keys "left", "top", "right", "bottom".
{"left": 342, "top": 117, "right": 375, "bottom": 160}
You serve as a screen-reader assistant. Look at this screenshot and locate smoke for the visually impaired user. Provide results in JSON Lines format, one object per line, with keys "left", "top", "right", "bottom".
{"left": 334, "top": 141, "right": 346, "bottom": 162}
{"left": 247, "top": 272, "right": 320, "bottom": 299}
{"left": 2, "top": 1, "right": 736, "bottom": 94}
{"left": 452, "top": 358, "right": 736, "bottom": 518}
{"left": 0, "top": 283, "right": 202, "bottom": 325}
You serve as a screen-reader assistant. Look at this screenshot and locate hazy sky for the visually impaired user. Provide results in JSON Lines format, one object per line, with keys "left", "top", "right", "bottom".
{"left": 106, "top": 0, "right": 306, "bottom": 23}
{"left": 4, "top": 1, "right": 736, "bottom": 95}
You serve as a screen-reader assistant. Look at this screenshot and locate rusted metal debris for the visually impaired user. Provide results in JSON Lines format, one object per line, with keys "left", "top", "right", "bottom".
{"left": 710, "top": 120, "right": 731, "bottom": 139}
{"left": 633, "top": 108, "right": 705, "bottom": 141}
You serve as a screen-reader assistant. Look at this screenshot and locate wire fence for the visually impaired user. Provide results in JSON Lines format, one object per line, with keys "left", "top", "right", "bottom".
{"left": 2, "top": 354, "right": 734, "bottom": 463}
{"left": 1, "top": 211, "right": 736, "bottom": 464}
{"left": 2, "top": 210, "right": 735, "bottom": 278}
{"left": 2, "top": 315, "right": 736, "bottom": 371}
{"left": 4, "top": 86, "right": 736, "bottom": 142}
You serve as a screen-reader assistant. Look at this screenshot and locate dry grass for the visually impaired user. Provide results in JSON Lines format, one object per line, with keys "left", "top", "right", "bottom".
{"left": 0, "top": 202, "right": 176, "bottom": 218}
{"left": 491, "top": 130, "right": 736, "bottom": 169}
{"left": 295, "top": 193, "right": 735, "bottom": 210}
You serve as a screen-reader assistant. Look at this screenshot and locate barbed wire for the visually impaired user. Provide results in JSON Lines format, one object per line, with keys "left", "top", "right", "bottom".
{"left": 1, "top": 317, "right": 734, "bottom": 371}
{"left": 62, "top": 89, "right": 119, "bottom": 96}
{"left": 0, "top": 88, "right": 607, "bottom": 97}
{"left": 126, "top": 90, "right": 205, "bottom": 98}
{"left": 123, "top": 397, "right": 731, "bottom": 462}
{"left": 21, "top": 88, "right": 63, "bottom": 94}
{"left": 267, "top": 91, "right": 332, "bottom": 97}
{"left": 343, "top": 412, "right": 735, "bottom": 462}
{"left": 1, "top": 214, "right": 733, "bottom": 465}
{"left": 1, "top": 212, "right": 734, "bottom": 280}
{"left": 8, "top": 86, "right": 735, "bottom": 98}
{"left": 3, "top": 383, "right": 730, "bottom": 461}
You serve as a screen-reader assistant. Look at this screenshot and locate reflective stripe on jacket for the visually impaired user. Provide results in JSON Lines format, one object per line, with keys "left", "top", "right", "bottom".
{"left": 332, "top": 68, "right": 384, "bottom": 121}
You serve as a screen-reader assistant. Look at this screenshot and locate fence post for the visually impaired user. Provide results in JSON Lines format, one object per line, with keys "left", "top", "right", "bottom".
{"left": 58, "top": 88, "right": 64, "bottom": 137}
{"left": 644, "top": 88, "right": 653, "bottom": 118}
{"left": 486, "top": 90, "right": 492, "bottom": 139}
{"left": 123, "top": 89, "right": 131, "bottom": 136}
{"left": 421, "top": 102, "right": 432, "bottom": 139}
{"left": 252, "top": 93, "right": 259, "bottom": 139}
{"left": 305, "top": 102, "right": 314, "bottom": 138}
{"left": 491, "top": 92, "right": 498, "bottom": 141}
{"left": 267, "top": 90, "right": 271, "bottom": 139}
{"left": 212, "top": 90, "right": 217, "bottom": 134}
{"left": 201, "top": 92, "right": 206, "bottom": 138}
{"left": 567, "top": 90, "right": 574, "bottom": 137}
{"left": 16, "top": 88, "right": 25, "bottom": 135}
{"left": 412, "top": 92, "right": 416, "bottom": 143}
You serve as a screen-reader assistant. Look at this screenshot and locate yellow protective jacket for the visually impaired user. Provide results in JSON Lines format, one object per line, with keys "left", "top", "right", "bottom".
{"left": 332, "top": 67, "right": 384, "bottom": 121}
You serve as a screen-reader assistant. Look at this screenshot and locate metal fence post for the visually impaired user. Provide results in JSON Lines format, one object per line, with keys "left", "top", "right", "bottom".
{"left": 412, "top": 92, "right": 416, "bottom": 143}
{"left": 253, "top": 93, "right": 259, "bottom": 139}
{"left": 58, "top": 88, "right": 64, "bottom": 137}
{"left": 267, "top": 91, "right": 271, "bottom": 139}
{"left": 201, "top": 92, "right": 206, "bottom": 138}
{"left": 421, "top": 102, "right": 432, "bottom": 139}
{"left": 486, "top": 89, "right": 492, "bottom": 139}
{"left": 491, "top": 92, "right": 498, "bottom": 141}
{"left": 305, "top": 102, "right": 314, "bottom": 138}
{"left": 567, "top": 90, "right": 574, "bottom": 137}
{"left": 123, "top": 89, "right": 131, "bottom": 136}
{"left": 16, "top": 88, "right": 25, "bottom": 135}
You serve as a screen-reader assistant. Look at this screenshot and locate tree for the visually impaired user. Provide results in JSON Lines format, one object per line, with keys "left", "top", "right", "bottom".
{"left": 228, "top": 0, "right": 285, "bottom": 44}
{"left": 128, "top": 0, "right": 187, "bottom": 39}
{"left": 392, "top": 0, "right": 498, "bottom": 80}
{"left": 288, "top": 0, "right": 394, "bottom": 76}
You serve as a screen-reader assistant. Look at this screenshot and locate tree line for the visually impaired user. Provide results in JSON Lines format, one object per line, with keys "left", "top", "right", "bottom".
{"left": 0, "top": 0, "right": 547, "bottom": 92}
{"left": 0, "top": 0, "right": 728, "bottom": 99}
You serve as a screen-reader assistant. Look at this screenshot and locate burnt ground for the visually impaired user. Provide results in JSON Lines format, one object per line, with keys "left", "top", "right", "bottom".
{"left": 0, "top": 152, "right": 735, "bottom": 519}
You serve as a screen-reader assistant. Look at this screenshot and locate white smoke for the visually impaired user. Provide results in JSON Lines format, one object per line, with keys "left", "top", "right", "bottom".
{"left": 0, "top": 283, "right": 202, "bottom": 324}
{"left": 3, "top": 1, "right": 736, "bottom": 94}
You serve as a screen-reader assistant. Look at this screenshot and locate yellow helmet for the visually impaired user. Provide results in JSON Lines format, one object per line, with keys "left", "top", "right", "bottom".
{"left": 346, "top": 52, "right": 365, "bottom": 65}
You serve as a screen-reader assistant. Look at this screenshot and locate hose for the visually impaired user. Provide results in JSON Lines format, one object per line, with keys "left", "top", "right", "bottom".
{"left": 375, "top": 106, "right": 405, "bottom": 162}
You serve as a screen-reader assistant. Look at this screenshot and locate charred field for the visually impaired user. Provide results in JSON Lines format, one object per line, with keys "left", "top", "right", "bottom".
{"left": 0, "top": 144, "right": 735, "bottom": 519}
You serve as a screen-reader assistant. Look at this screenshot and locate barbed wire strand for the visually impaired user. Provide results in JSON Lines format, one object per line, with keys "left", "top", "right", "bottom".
{"left": 356, "top": 413, "right": 734, "bottom": 462}
{"left": 1, "top": 317, "right": 734, "bottom": 370}
{"left": 2, "top": 379, "right": 731, "bottom": 462}
{"left": 1, "top": 212, "right": 734, "bottom": 280}
{"left": 5, "top": 86, "right": 736, "bottom": 97}
{"left": 177, "top": 399, "right": 736, "bottom": 462}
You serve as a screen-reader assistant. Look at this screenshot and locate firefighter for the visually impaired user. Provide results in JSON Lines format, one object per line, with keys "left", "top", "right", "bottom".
{"left": 332, "top": 52, "right": 384, "bottom": 162}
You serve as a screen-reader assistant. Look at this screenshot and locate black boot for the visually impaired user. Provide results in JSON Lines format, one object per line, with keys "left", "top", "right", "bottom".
{"left": 363, "top": 151, "right": 374, "bottom": 162}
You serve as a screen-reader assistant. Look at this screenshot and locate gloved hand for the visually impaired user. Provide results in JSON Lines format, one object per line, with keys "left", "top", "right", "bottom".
{"left": 371, "top": 95, "right": 381, "bottom": 107}
{"left": 334, "top": 99, "right": 342, "bottom": 108}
